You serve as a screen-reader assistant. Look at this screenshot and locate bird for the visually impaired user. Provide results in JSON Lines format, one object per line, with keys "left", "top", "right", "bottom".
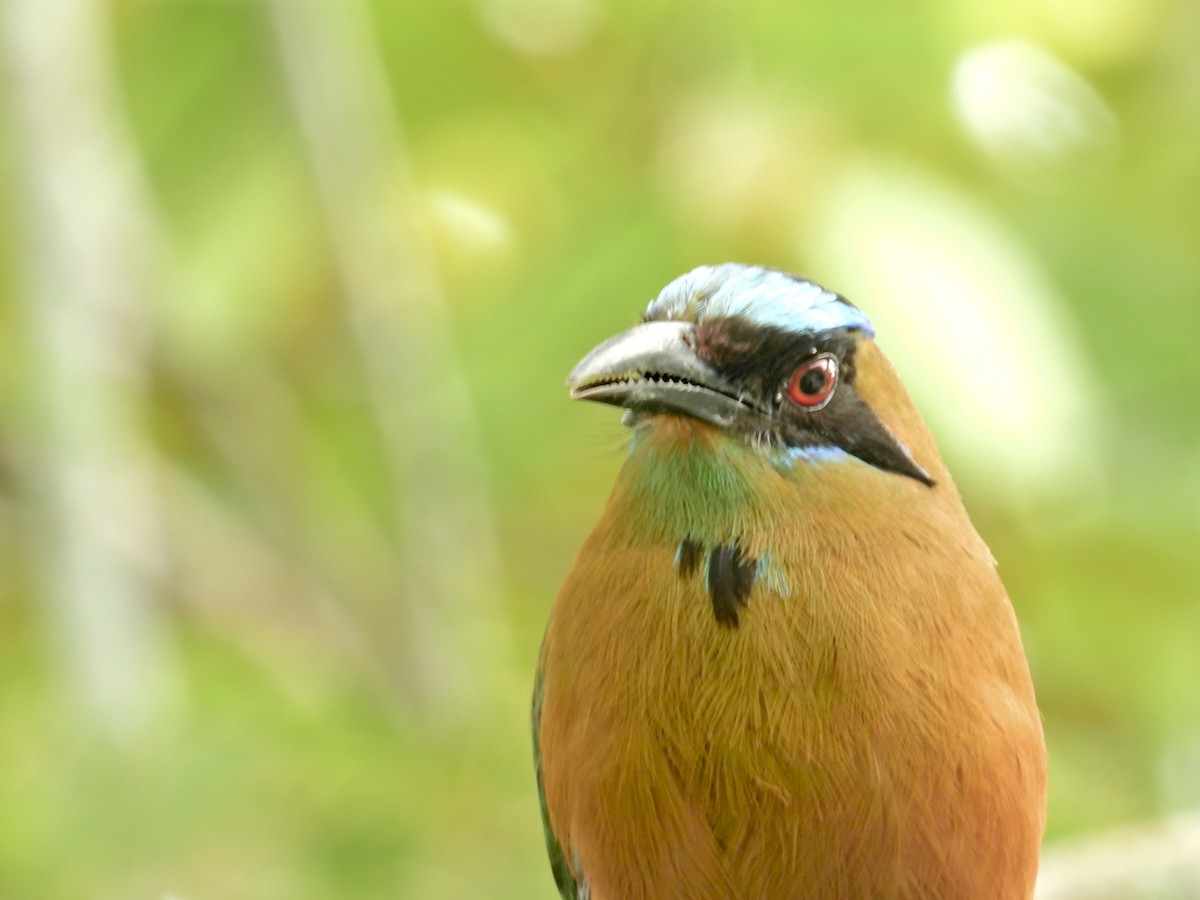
{"left": 532, "top": 264, "right": 1047, "bottom": 899}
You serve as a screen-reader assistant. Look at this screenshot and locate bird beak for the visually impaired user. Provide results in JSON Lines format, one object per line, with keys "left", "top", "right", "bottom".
{"left": 567, "top": 320, "right": 753, "bottom": 428}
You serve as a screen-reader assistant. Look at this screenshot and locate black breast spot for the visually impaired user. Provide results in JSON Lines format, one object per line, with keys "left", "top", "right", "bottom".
{"left": 674, "top": 538, "right": 758, "bottom": 628}
{"left": 677, "top": 538, "right": 704, "bottom": 578}
{"left": 707, "top": 541, "right": 756, "bottom": 628}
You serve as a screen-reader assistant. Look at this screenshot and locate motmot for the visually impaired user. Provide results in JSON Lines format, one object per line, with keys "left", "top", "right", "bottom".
{"left": 533, "top": 264, "right": 1046, "bottom": 899}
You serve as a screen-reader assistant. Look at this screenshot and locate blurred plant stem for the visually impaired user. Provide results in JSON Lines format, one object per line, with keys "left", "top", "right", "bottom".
{"left": 2, "top": 0, "right": 178, "bottom": 740}
{"left": 266, "top": 0, "right": 510, "bottom": 719}
{"left": 157, "top": 457, "right": 395, "bottom": 701}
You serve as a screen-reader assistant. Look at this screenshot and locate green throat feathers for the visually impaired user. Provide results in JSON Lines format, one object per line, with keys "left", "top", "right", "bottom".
{"left": 616, "top": 426, "right": 792, "bottom": 628}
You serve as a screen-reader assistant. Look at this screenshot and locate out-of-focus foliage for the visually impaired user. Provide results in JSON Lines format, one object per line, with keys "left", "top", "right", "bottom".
{"left": 0, "top": 0, "right": 1198, "bottom": 897}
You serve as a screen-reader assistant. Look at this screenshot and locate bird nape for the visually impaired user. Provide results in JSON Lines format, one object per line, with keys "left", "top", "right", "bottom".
{"left": 533, "top": 264, "right": 1046, "bottom": 900}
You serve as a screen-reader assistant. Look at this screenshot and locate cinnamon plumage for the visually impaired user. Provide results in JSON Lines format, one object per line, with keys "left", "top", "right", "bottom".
{"left": 534, "top": 264, "right": 1046, "bottom": 899}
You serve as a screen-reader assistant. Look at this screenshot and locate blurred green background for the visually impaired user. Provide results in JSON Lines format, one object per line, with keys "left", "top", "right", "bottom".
{"left": 2, "top": 0, "right": 1199, "bottom": 898}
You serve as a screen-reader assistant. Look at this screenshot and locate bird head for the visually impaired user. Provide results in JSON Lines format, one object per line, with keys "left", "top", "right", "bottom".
{"left": 569, "top": 264, "right": 936, "bottom": 490}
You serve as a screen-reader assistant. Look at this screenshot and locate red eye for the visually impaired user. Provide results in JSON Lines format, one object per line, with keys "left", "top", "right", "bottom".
{"left": 786, "top": 354, "right": 838, "bottom": 409}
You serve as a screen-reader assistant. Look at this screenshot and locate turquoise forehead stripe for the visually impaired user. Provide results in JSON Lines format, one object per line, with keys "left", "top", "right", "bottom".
{"left": 646, "top": 264, "right": 875, "bottom": 338}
